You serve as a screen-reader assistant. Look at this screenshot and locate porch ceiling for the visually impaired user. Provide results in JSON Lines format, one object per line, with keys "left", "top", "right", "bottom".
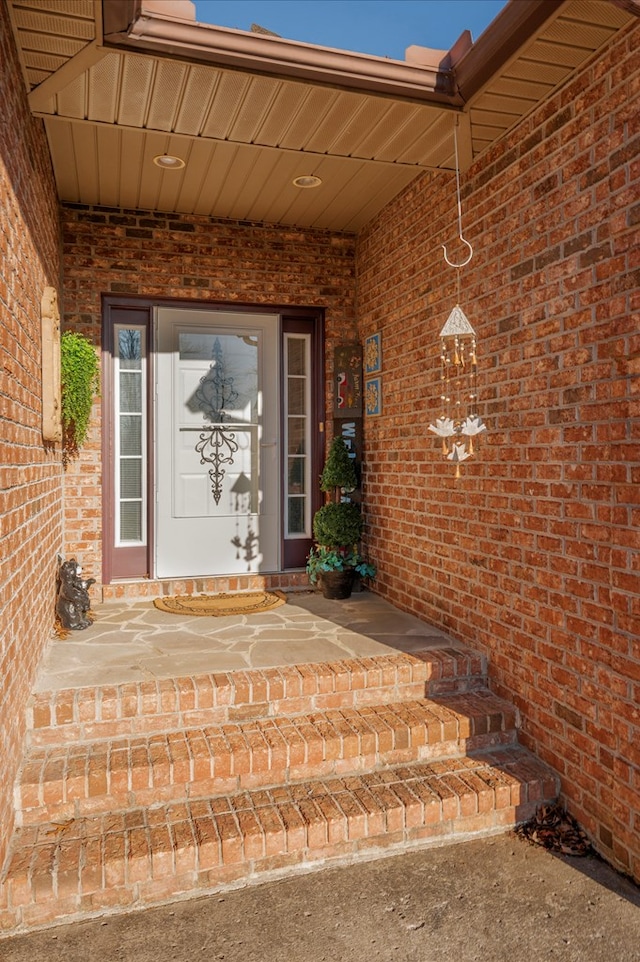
{"left": 7, "top": 0, "right": 636, "bottom": 232}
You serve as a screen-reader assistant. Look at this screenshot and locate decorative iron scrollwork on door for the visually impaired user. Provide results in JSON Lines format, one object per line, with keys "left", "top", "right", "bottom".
{"left": 195, "top": 427, "right": 239, "bottom": 505}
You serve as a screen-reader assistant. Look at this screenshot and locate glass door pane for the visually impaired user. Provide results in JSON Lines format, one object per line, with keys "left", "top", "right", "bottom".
{"left": 285, "top": 334, "right": 311, "bottom": 538}
{"left": 115, "top": 326, "right": 146, "bottom": 545}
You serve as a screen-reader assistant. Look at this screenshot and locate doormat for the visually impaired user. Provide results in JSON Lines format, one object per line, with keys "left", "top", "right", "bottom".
{"left": 153, "top": 591, "right": 287, "bottom": 617}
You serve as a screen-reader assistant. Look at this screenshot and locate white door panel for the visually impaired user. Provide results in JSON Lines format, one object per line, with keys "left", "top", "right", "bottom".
{"left": 156, "top": 309, "right": 280, "bottom": 578}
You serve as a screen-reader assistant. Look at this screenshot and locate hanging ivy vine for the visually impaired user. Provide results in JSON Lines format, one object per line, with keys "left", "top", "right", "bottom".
{"left": 60, "top": 331, "right": 100, "bottom": 460}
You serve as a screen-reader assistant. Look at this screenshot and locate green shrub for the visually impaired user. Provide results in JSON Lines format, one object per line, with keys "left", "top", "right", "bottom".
{"left": 313, "top": 501, "right": 363, "bottom": 547}
{"left": 306, "top": 546, "right": 376, "bottom": 584}
{"left": 60, "top": 331, "right": 100, "bottom": 456}
{"left": 320, "top": 436, "right": 357, "bottom": 495}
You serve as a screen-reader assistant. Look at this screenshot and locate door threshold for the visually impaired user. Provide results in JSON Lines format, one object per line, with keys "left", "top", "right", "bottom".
{"left": 101, "top": 571, "right": 309, "bottom": 602}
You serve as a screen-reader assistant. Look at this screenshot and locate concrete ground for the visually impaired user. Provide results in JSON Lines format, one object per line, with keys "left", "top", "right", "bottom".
{"left": 2, "top": 833, "right": 639, "bottom": 962}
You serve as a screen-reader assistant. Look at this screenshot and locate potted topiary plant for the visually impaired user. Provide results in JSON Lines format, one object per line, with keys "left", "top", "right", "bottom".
{"left": 306, "top": 436, "right": 375, "bottom": 599}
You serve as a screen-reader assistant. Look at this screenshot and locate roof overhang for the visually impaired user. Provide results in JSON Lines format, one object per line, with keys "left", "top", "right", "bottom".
{"left": 101, "top": 0, "right": 461, "bottom": 106}
{"left": 7, "top": 0, "right": 638, "bottom": 231}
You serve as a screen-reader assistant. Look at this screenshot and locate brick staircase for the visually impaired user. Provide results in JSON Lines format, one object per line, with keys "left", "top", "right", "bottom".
{"left": 0, "top": 647, "right": 558, "bottom": 935}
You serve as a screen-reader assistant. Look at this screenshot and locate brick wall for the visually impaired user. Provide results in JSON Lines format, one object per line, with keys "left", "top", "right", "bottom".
{"left": 0, "top": 4, "right": 63, "bottom": 867}
{"left": 60, "top": 207, "right": 356, "bottom": 580}
{"left": 356, "top": 21, "right": 640, "bottom": 881}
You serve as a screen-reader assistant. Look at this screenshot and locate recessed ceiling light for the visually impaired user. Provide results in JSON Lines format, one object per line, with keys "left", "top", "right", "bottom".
{"left": 153, "top": 154, "right": 186, "bottom": 170}
{"left": 292, "top": 175, "right": 322, "bottom": 189}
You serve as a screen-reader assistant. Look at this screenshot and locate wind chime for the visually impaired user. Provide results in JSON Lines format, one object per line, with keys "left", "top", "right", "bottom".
{"left": 428, "top": 121, "right": 486, "bottom": 478}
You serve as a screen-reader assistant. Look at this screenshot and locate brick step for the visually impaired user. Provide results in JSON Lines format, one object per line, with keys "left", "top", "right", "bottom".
{"left": 0, "top": 747, "right": 559, "bottom": 934}
{"left": 16, "top": 691, "right": 518, "bottom": 826}
{"left": 27, "top": 650, "right": 487, "bottom": 747}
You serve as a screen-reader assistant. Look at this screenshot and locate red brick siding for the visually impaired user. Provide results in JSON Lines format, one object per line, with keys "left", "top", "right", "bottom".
{"left": 0, "top": 4, "right": 63, "bottom": 867}
{"left": 60, "top": 208, "right": 356, "bottom": 579}
{"left": 356, "top": 21, "right": 640, "bottom": 881}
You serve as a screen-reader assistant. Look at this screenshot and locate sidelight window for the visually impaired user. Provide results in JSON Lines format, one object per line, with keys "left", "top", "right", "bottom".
{"left": 114, "top": 326, "right": 147, "bottom": 545}
{"left": 284, "top": 333, "right": 311, "bottom": 538}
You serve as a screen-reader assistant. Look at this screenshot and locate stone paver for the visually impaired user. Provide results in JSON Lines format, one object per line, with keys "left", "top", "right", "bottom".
{"left": 37, "top": 592, "right": 457, "bottom": 691}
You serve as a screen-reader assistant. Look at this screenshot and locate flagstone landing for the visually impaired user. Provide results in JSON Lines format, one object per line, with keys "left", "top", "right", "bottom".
{"left": 36, "top": 590, "right": 459, "bottom": 692}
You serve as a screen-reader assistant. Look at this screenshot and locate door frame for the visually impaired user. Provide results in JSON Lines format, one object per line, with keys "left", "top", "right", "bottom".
{"left": 101, "top": 295, "right": 325, "bottom": 584}
{"left": 155, "top": 307, "right": 281, "bottom": 579}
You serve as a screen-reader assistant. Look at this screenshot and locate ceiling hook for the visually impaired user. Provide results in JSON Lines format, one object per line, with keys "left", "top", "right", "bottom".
{"left": 442, "top": 118, "right": 473, "bottom": 269}
{"left": 442, "top": 236, "right": 473, "bottom": 268}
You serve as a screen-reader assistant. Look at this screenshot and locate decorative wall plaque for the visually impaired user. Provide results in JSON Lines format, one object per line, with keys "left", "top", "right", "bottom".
{"left": 364, "top": 332, "right": 382, "bottom": 375}
{"left": 365, "top": 376, "right": 382, "bottom": 417}
{"left": 333, "top": 343, "right": 363, "bottom": 417}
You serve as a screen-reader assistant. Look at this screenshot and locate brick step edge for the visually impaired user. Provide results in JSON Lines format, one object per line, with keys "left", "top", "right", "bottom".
{"left": 0, "top": 748, "right": 559, "bottom": 935}
{"left": 27, "top": 649, "right": 488, "bottom": 747}
{"left": 16, "top": 691, "right": 519, "bottom": 825}
{"left": 100, "top": 577, "right": 311, "bottom": 604}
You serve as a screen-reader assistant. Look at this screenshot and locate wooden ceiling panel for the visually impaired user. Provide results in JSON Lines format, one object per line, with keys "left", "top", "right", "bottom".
{"left": 371, "top": 104, "right": 442, "bottom": 164}
{"left": 471, "top": 91, "right": 537, "bottom": 118}
{"left": 27, "top": 68, "right": 50, "bottom": 86}
{"left": 173, "top": 139, "right": 220, "bottom": 212}
{"left": 504, "top": 58, "right": 572, "bottom": 86}
{"left": 200, "top": 143, "right": 241, "bottom": 217}
{"left": 253, "top": 80, "right": 313, "bottom": 147}
{"left": 116, "top": 129, "right": 147, "bottom": 211}
{"left": 235, "top": 150, "right": 294, "bottom": 222}
{"left": 276, "top": 85, "right": 340, "bottom": 151}
{"left": 21, "top": 0, "right": 93, "bottom": 16}
{"left": 117, "top": 54, "right": 156, "bottom": 128}
{"left": 71, "top": 122, "right": 99, "bottom": 204}
{"left": 393, "top": 109, "right": 457, "bottom": 167}
{"left": 95, "top": 124, "right": 122, "bottom": 208}
{"left": 310, "top": 160, "right": 417, "bottom": 232}
{"left": 54, "top": 72, "right": 86, "bottom": 118}
{"left": 328, "top": 96, "right": 401, "bottom": 157}
{"left": 146, "top": 60, "right": 189, "bottom": 132}
{"left": 227, "top": 75, "right": 282, "bottom": 143}
{"left": 559, "top": 0, "right": 630, "bottom": 28}
{"left": 200, "top": 71, "right": 251, "bottom": 140}
{"left": 521, "top": 37, "right": 595, "bottom": 69}
{"left": 87, "top": 55, "right": 121, "bottom": 123}
{"left": 470, "top": 119, "right": 512, "bottom": 144}
{"left": 137, "top": 131, "right": 185, "bottom": 212}
{"left": 10, "top": 5, "right": 94, "bottom": 40}
{"left": 212, "top": 146, "right": 262, "bottom": 220}
{"left": 304, "top": 90, "right": 370, "bottom": 154}
{"left": 546, "top": 17, "right": 620, "bottom": 47}
{"left": 15, "top": 28, "right": 84, "bottom": 57}
{"left": 44, "top": 118, "right": 80, "bottom": 201}
{"left": 249, "top": 152, "right": 314, "bottom": 224}
{"left": 272, "top": 155, "right": 357, "bottom": 229}
{"left": 356, "top": 101, "right": 422, "bottom": 161}
{"left": 488, "top": 76, "right": 554, "bottom": 102}
{"left": 174, "top": 65, "right": 219, "bottom": 136}
{"left": 21, "top": 49, "right": 67, "bottom": 73}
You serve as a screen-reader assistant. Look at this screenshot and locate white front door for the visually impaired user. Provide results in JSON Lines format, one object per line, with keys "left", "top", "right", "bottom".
{"left": 155, "top": 308, "right": 280, "bottom": 578}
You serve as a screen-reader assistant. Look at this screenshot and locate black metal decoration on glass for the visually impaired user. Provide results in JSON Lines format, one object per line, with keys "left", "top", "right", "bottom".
{"left": 193, "top": 336, "right": 240, "bottom": 504}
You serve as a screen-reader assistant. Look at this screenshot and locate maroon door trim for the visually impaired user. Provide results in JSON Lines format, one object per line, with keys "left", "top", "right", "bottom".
{"left": 102, "top": 295, "right": 325, "bottom": 583}
{"left": 101, "top": 300, "right": 154, "bottom": 584}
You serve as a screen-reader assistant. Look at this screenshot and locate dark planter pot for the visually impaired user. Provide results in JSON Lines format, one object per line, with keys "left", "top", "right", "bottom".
{"left": 320, "top": 569, "right": 355, "bottom": 600}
